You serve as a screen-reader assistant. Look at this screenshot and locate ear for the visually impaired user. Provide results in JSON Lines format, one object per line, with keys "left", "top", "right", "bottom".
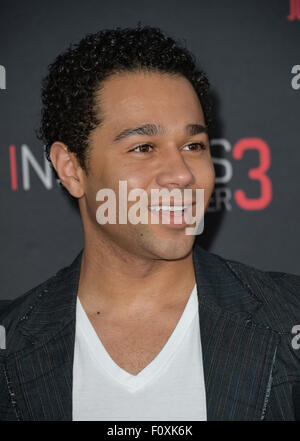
{"left": 49, "top": 142, "right": 85, "bottom": 198}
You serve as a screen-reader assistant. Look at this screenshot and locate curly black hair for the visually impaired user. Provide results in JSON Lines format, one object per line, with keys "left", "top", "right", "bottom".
{"left": 37, "top": 25, "right": 212, "bottom": 179}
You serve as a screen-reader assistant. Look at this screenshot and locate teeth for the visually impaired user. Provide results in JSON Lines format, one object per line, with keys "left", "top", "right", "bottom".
{"left": 149, "top": 206, "right": 187, "bottom": 212}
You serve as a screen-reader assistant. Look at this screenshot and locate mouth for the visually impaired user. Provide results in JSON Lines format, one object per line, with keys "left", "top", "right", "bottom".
{"left": 148, "top": 205, "right": 190, "bottom": 213}
{"left": 147, "top": 203, "right": 195, "bottom": 228}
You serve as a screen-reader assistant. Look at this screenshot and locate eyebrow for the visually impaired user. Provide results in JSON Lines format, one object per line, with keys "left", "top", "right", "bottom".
{"left": 113, "top": 123, "right": 208, "bottom": 142}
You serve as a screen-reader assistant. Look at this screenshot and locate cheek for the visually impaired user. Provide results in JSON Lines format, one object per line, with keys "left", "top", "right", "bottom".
{"left": 193, "top": 157, "right": 215, "bottom": 188}
{"left": 126, "top": 173, "right": 149, "bottom": 191}
{"left": 114, "top": 161, "right": 152, "bottom": 190}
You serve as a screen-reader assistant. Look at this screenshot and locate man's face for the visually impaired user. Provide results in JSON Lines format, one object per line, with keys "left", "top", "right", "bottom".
{"left": 80, "top": 71, "right": 215, "bottom": 260}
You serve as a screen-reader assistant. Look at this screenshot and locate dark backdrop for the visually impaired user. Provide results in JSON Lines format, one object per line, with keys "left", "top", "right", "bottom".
{"left": 1, "top": 0, "right": 299, "bottom": 300}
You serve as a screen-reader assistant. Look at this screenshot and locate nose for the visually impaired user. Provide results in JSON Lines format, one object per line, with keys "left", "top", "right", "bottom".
{"left": 156, "top": 147, "right": 194, "bottom": 189}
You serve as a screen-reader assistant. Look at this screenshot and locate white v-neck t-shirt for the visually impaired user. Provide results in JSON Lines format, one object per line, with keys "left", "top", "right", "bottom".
{"left": 72, "top": 284, "right": 207, "bottom": 421}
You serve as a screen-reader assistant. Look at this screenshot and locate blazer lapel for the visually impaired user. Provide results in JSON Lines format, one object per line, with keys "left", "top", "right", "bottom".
{"left": 193, "top": 242, "right": 280, "bottom": 420}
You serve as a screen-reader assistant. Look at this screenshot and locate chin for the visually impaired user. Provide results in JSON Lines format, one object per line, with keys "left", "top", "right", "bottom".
{"left": 145, "top": 234, "right": 195, "bottom": 261}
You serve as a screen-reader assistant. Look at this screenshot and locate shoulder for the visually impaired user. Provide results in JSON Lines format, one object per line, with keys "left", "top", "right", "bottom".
{"left": 193, "top": 242, "right": 300, "bottom": 330}
{"left": 194, "top": 242, "right": 300, "bottom": 293}
{"left": 224, "top": 254, "right": 300, "bottom": 295}
{"left": 0, "top": 271, "right": 60, "bottom": 326}
{"left": 221, "top": 254, "right": 300, "bottom": 330}
{"left": 0, "top": 249, "right": 83, "bottom": 321}
{"left": 0, "top": 252, "right": 81, "bottom": 326}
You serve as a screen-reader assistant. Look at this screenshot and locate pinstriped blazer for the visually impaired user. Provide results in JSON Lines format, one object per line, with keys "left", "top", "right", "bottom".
{"left": 0, "top": 242, "right": 299, "bottom": 421}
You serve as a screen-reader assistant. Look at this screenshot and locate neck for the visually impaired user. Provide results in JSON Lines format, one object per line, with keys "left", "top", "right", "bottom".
{"left": 77, "top": 231, "right": 196, "bottom": 316}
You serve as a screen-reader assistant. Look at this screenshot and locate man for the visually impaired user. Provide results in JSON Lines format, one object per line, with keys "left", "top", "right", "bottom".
{"left": 0, "top": 25, "right": 299, "bottom": 421}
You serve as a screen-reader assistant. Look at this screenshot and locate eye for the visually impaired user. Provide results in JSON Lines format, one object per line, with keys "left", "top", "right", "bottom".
{"left": 182, "top": 142, "right": 206, "bottom": 152}
{"left": 130, "top": 144, "right": 154, "bottom": 153}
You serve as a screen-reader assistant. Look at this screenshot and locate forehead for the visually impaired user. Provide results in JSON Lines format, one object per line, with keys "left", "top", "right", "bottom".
{"left": 96, "top": 71, "right": 205, "bottom": 129}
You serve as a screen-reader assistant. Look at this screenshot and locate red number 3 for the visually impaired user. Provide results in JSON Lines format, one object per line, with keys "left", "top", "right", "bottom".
{"left": 233, "top": 138, "right": 272, "bottom": 210}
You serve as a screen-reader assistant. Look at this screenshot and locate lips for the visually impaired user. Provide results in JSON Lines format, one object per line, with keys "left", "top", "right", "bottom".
{"left": 147, "top": 202, "right": 195, "bottom": 228}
